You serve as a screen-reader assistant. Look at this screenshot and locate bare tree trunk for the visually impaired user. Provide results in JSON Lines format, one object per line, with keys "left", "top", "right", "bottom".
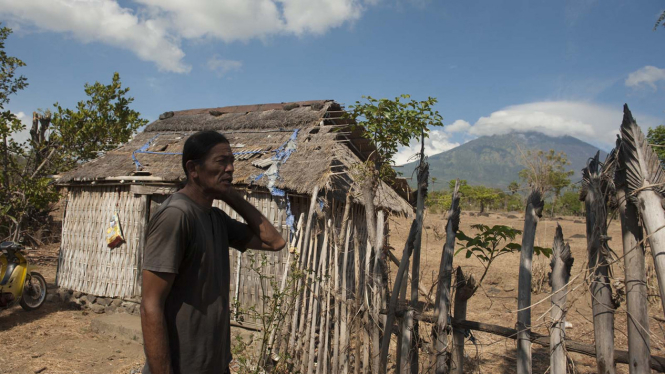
{"left": 371, "top": 209, "right": 386, "bottom": 372}
{"left": 616, "top": 158, "right": 651, "bottom": 374}
{"left": 619, "top": 105, "right": 665, "bottom": 317}
{"left": 334, "top": 196, "right": 352, "bottom": 374}
{"left": 433, "top": 180, "right": 461, "bottom": 374}
{"left": 517, "top": 190, "right": 544, "bottom": 374}
{"left": 2, "top": 134, "right": 9, "bottom": 192}
{"left": 378, "top": 220, "right": 418, "bottom": 374}
{"left": 452, "top": 267, "right": 476, "bottom": 374}
{"left": 582, "top": 152, "right": 615, "bottom": 374}
{"left": 550, "top": 224, "right": 574, "bottom": 374}
{"left": 408, "top": 155, "right": 429, "bottom": 374}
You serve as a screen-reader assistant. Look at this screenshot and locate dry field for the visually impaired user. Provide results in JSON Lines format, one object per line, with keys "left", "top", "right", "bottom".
{"left": 387, "top": 210, "right": 665, "bottom": 373}
{"left": 1, "top": 211, "right": 664, "bottom": 373}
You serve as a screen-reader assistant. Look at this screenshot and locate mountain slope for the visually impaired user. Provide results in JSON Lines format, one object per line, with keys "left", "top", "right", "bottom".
{"left": 397, "top": 132, "right": 608, "bottom": 189}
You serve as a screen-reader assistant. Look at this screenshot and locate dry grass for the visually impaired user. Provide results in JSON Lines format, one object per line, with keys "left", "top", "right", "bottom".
{"left": 387, "top": 209, "right": 665, "bottom": 374}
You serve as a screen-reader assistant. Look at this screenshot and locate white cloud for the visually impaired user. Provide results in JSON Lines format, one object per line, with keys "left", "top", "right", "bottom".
{"left": 0, "top": 0, "right": 190, "bottom": 73}
{"left": 625, "top": 66, "right": 665, "bottom": 91}
{"left": 468, "top": 101, "right": 661, "bottom": 148}
{"left": 444, "top": 119, "right": 471, "bottom": 133}
{"left": 207, "top": 56, "right": 242, "bottom": 77}
{"left": 392, "top": 129, "right": 459, "bottom": 166}
{"left": 0, "top": 0, "right": 375, "bottom": 73}
{"left": 11, "top": 111, "right": 32, "bottom": 143}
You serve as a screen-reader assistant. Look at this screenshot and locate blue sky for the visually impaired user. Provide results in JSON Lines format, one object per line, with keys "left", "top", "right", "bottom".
{"left": 2, "top": 0, "right": 664, "bottom": 164}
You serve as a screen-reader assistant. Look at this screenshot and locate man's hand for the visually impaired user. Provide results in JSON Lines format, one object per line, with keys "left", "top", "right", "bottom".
{"left": 141, "top": 270, "right": 176, "bottom": 374}
{"left": 223, "top": 188, "right": 286, "bottom": 251}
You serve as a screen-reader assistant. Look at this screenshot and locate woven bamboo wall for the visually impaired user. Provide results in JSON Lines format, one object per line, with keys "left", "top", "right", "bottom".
{"left": 57, "top": 186, "right": 147, "bottom": 298}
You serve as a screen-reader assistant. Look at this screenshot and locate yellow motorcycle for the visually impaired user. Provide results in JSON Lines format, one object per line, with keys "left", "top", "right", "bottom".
{"left": 0, "top": 241, "right": 47, "bottom": 311}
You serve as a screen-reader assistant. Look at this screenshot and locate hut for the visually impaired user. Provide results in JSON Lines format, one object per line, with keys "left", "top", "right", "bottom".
{"left": 54, "top": 100, "right": 413, "bottom": 320}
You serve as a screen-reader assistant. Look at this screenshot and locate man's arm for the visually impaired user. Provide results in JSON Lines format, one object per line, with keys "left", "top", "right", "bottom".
{"left": 141, "top": 270, "right": 176, "bottom": 374}
{"left": 222, "top": 189, "right": 286, "bottom": 251}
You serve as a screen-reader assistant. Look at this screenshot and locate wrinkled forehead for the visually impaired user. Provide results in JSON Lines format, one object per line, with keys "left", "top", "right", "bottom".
{"left": 205, "top": 142, "right": 233, "bottom": 159}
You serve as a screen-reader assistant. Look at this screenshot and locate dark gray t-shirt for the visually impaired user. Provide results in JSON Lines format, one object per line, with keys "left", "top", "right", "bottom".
{"left": 142, "top": 193, "right": 251, "bottom": 374}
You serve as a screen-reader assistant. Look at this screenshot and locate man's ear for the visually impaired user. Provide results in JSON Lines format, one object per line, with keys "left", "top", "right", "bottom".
{"left": 185, "top": 160, "right": 199, "bottom": 179}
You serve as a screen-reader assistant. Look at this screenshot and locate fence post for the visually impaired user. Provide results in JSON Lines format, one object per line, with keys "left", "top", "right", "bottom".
{"left": 615, "top": 135, "right": 652, "bottom": 374}
{"left": 550, "top": 224, "right": 574, "bottom": 374}
{"left": 517, "top": 190, "right": 544, "bottom": 374}
{"left": 619, "top": 105, "right": 665, "bottom": 317}
{"left": 452, "top": 267, "right": 476, "bottom": 374}
{"left": 432, "top": 180, "right": 461, "bottom": 374}
{"left": 582, "top": 151, "right": 615, "bottom": 374}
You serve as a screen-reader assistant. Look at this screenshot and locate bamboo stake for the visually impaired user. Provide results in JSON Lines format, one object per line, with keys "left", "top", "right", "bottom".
{"left": 582, "top": 152, "right": 615, "bottom": 374}
{"left": 619, "top": 105, "right": 665, "bottom": 316}
{"left": 550, "top": 224, "right": 574, "bottom": 374}
{"left": 307, "top": 218, "right": 330, "bottom": 374}
{"left": 452, "top": 268, "right": 476, "bottom": 374}
{"left": 289, "top": 186, "right": 320, "bottom": 356}
{"left": 302, "top": 233, "right": 320, "bottom": 373}
{"left": 353, "top": 224, "right": 362, "bottom": 374}
{"left": 433, "top": 180, "right": 461, "bottom": 374}
{"left": 378, "top": 220, "right": 418, "bottom": 374}
{"left": 319, "top": 218, "right": 334, "bottom": 374}
{"left": 517, "top": 190, "right": 544, "bottom": 374}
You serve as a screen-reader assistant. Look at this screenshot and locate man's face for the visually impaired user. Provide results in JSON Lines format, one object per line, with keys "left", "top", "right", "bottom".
{"left": 190, "top": 142, "right": 235, "bottom": 198}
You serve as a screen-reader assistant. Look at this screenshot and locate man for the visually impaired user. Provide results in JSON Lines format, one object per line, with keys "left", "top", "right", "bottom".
{"left": 141, "top": 130, "right": 286, "bottom": 374}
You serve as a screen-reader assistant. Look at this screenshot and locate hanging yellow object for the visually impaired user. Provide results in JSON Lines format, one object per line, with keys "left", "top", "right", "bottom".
{"left": 106, "top": 212, "right": 125, "bottom": 248}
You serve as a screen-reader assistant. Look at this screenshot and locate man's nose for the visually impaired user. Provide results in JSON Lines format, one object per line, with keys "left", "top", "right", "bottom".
{"left": 226, "top": 162, "right": 234, "bottom": 173}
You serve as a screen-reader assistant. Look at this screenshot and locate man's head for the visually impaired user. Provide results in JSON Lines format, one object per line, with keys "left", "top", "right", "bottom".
{"left": 182, "top": 131, "right": 234, "bottom": 198}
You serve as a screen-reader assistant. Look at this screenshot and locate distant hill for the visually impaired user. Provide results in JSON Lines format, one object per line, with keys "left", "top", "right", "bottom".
{"left": 397, "top": 132, "right": 608, "bottom": 190}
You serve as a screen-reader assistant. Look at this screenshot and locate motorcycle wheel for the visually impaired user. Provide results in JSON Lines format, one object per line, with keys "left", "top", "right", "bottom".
{"left": 20, "top": 272, "right": 47, "bottom": 311}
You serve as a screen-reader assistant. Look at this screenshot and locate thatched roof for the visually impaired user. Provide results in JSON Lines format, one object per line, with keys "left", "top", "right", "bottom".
{"left": 57, "top": 100, "right": 413, "bottom": 215}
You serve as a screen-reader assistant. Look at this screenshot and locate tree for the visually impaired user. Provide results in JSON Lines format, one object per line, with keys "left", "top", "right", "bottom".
{"left": 647, "top": 125, "right": 665, "bottom": 164}
{"left": 508, "top": 181, "right": 520, "bottom": 195}
{"left": 347, "top": 94, "right": 442, "bottom": 372}
{"left": 467, "top": 185, "right": 500, "bottom": 214}
{"left": 0, "top": 70, "right": 146, "bottom": 242}
{"left": 518, "top": 149, "right": 574, "bottom": 216}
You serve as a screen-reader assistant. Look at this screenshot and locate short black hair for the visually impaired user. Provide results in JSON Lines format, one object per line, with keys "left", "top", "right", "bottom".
{"left": 182, "top": 131, "right": 230, "bottom": 177}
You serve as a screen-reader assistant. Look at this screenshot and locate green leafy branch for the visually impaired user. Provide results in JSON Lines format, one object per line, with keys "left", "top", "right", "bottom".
{"left": 456, "top": 224, "right": 551, "bottom": 295}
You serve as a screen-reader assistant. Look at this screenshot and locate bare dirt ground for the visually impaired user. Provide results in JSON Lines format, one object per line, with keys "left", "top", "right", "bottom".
{"left": 0, "top": 244, "right": 144, "bottom": 374}
{"left": 386, "top": 210, "right": 665, "bottom": 374}
{"left": 2, "top": 211, "right": 664, "bottom": 373}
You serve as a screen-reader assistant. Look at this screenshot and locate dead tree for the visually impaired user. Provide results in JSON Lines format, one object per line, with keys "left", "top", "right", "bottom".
{"left": 432, "top": 180, "right": 462, "bottom": 374}
{"left": 615, "top": 135, "right": 651, "bottom": 374}
{"left": 452, "top": 267, "right": 476, "bottom": 374}
{"left": 581, "top": 151, "right": 615, "bottom": 374}
{"left": 550, "top": 224, "right": 574, "bottom": 374}
{"left": 517, "top": 190, "right": 544, "bottom": 374}
{"left": 407, "top": 157, "right": 429, "bottom": 374}
{"left": 619, "top": 104, "right": 665, "bottom": 316}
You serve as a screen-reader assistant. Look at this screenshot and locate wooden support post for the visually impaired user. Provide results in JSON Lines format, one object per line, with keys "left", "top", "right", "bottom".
{"left": 619, "top": 105, "right": 665, "bottom": 317}
{"left": 452, "top": 267, "right": 476, "bottom": 374}
{"left": 353, "top": 223, "right": 362, "bottom": 374}
{"left": 433, "top": 180, "right": 461, "bottom": 374}
{"left": 319, "top": 218, "right": 334, "bottom": 374}
{"left": 582, "top": 152, "right": 615, "bottom": 374}
{"left": 615, "top": 138, "right": 652, "bottom": 374}
{"left": 301, "top": 233, "right": 320, "bottom": 373}
{"left": 517, "top": 190, "right": 544, "bottom": 374}
{"left": 550, "top": 224, "right": 574, "bottom": 374}
{"left": 289, "top": 186, "right": 320, "bottom": 356}
{"left": 362, "top": 237, "right": 371, "bottom": 374}
{"left": 378, "top": 220, "right": 418, "bottom": 374}
{"left": 408, "top": 158, "right": 429, "bottom": 374}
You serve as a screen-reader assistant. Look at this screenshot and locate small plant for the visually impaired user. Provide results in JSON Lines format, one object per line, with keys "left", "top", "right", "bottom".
{"left": 231, "top": 251, "right": 304, "bottom": 374}
{"left": 456, "top": 224, "right": 551, "bottom": 294}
